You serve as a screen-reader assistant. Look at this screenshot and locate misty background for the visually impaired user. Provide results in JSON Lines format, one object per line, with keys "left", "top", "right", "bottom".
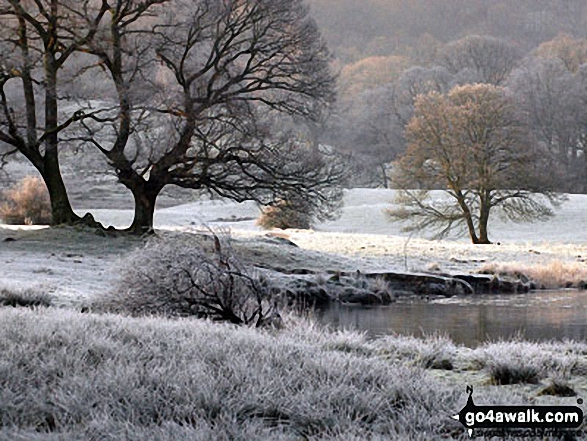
{"left": 307, "top": 0, "right": 587, "bottom": 192}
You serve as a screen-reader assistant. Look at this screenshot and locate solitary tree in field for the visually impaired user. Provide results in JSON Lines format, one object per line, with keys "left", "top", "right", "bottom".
{"left": 77, "top": 0, "right": 343, "bottom": 234}
{"left": 388, "top": 84, "right": 563, "bottom": 244}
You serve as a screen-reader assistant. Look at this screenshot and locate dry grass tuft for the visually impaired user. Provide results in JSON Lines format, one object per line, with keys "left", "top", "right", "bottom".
{"left": 0, "top": 176, "right": 52, "bottom": 225}
{"left": 257, "top": 199, "right": 313, "bottom": 230}
{"left": 478, "top": 260, "right": 587, "bottom": 289}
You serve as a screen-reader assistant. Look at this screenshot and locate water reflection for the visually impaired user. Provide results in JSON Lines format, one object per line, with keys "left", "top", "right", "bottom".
{"left": 316, "top": 290, "right": 587, "bottom": 347}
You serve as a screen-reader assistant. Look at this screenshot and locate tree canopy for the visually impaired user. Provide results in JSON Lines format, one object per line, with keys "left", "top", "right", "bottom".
{"left": 0, "top": 0, "right": 345, "bottom": 233}
{"left": 388, "top": 84, "right": 564, "bottom": 244}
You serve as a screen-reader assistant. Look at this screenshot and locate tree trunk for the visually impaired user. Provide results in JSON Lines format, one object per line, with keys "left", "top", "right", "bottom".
{"left": 126, "top": 181, "right": 163, "bottom": 235}
{"left": 380, "top": 164, "right": 389, "bottom": 189}
{"left": 477, "top": 220, "right": 491, "bottom": 244}
{"left": 455, "top": 193, "right": 479, "bottom": 244}
{"left": 477, "top": 194, "right": 492, "bottom": 245}
{"left": 477, "top": 209, "right": 491, "bottom": 245}
{"left": 41, "top": 160, "right": 79, "bottom": 225}
{"left": 43, "top": 42, "right": 79, "bottom": 225}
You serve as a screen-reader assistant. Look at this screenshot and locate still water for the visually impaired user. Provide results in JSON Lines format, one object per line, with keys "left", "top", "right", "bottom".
{"left": 316, "top": 290, "right": 587, "bottom": 347}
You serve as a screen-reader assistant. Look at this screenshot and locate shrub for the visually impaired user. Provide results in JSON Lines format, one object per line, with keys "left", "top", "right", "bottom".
{"left": 0, "top": 176, "right": 52, "bottom": 225}
{"left": 0, "top": 286, "right": 53, "bottom": 308}
{"left": 257, "top": 197, "right": 313, "bottom": 230}
{"left": 104, "top": 231, "right": 280, "bottom": 327}
{"left": 488, "top": 362, "right": 541, "bottom": 385}
{"left": 538, "top": 379, "right": 577, "bottom": 397}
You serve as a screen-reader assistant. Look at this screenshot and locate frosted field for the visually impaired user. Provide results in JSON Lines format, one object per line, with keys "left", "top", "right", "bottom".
{"left": 1, "top": 188, "right": 587, "bottom": 304}
{"left": 93, "top": 188, "right": 587, "bottom": 276}
{"left": 2, "top": 190, "right": 587, "bottom": 440}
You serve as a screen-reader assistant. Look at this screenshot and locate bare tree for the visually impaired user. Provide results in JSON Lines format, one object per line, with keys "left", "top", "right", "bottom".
{"left": 327, "top": 65, "right": 453, "bottom": 187}
{"left": 508, "top": 57, "right": 587, "bottom": 192}
{"left": 388, "top": 84, "right": 563, "bottom": 244}
{"left": 535, "top": 33, "right": 587, "bottom": 73}
{"left": 0, "top": 0, "right": 111, "bottom": 224}
{"left": 76, "top": 0, "right": 342, "bottom": 234}
{"left": 326, "top": 83, "right": 401, "bottom": 187}
{"left": 390, "top": 65, "right": 453, "bottom": 126}
{"left": 440, "top": 35, "right": 522, "bottom": 85}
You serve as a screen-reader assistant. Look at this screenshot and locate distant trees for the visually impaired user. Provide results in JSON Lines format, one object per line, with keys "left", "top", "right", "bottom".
{"left": 338, "top": 56, "right": 409, "bottom": 96}
{"left": 534, "top": 34, "right": 587, "bottom": 72}
{"left": 440, "top": 35, "right": 522, "bottom": 85}
{"left": 327, "top": 65, "right": 453, "bottom": 187}
{"left": 388, "top": 84, "right": 562, "bottom": 244}
{"left": 326, "top": 84, "right": 401, "bottom": 187}
{"left": 325, "top": 23, "right": 587, "bottom": 194}
{"left": 507, "top": 58, "right": 587, "bottom": 192}
{"left": 308, "top": 0, "right": 587, "bottom": 64}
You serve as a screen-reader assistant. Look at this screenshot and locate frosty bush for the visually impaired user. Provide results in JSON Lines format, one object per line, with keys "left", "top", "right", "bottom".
{"left": 488, "top": 362, "right": 541, "bottom": 385}
{"left": 0, "top": 285, "right": 53, "bottom": 308}
{"left": 0, "top": 176, "right": 52, "bottom": 225}
{"left": 257, "top": 197, "right": 313, "bottom": 230}
{"left": 109, "top": 232, "right": 280, "bottom": 326}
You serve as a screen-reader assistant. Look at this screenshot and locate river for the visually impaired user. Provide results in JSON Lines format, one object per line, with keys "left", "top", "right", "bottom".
{"left": 316, "top": 290, "right": 587, "bottom": 347}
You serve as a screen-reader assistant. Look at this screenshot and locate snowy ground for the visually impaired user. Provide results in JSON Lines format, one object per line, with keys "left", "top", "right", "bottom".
{"left": 1, "top": 188, "right": 587, "bottom": 305}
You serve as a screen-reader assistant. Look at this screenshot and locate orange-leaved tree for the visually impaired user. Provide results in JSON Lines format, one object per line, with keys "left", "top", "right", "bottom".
{"left": 388, "top": 83, "right": 564, "bottom": 244}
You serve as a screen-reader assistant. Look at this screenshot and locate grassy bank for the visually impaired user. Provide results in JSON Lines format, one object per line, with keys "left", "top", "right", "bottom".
{"left": 1, "top": 308, "right": 585, "bottom": 440}
{"left": 478, "top": 260, "right": 587, "bottom": 289}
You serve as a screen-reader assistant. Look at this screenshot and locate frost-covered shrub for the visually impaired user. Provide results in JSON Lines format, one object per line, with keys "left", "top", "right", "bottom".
{"left": 257, "top": 198, "right": 313, "bottom": 230}
{"left": 0, "top": 286, "right": 53, "bottom": 308}
{"left": 488, "top": 362, "right": 541, "bottom": 385}
{"left": 107, "top": 232, "right": 280, "bottom": 326}
{"left": 471, "top": 339, "right": 583, "bottom": 385}
{"left": 0, "top": 176, "right": 52, "bottom": 225}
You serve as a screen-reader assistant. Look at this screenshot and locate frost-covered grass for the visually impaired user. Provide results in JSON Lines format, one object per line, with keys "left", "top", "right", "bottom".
{"left": 478, "top": 260, "right": 587, "bottom": 289}
{"left": 0, "top": 308, "right": 465, "bottom": 440}
{"left": 0, "top": 284, "right": 53, "bottom": 308}
{"left": 0, "top": 226, "right": 140, "bottom": 306}
{"left": 0, "top": 308, "right": 585, "bottom": 440}
{"left": 470, "top": 339, "right": 587, "bottom": 382}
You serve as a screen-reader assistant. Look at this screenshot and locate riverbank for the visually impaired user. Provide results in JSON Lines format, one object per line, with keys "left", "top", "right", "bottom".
{"left": 2, "top": 223, "right": 586, "bottom": 308}
{"left": 0, "top": 307, "right": 585, "bottom": 440}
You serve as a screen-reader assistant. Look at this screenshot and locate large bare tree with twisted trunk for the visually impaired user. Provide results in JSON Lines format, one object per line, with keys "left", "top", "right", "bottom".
{"left": 0, "top": 0, "right": 343, "bottom": 233}
{"left": 75, "top": 0, "right": 343, "bottom": 234}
